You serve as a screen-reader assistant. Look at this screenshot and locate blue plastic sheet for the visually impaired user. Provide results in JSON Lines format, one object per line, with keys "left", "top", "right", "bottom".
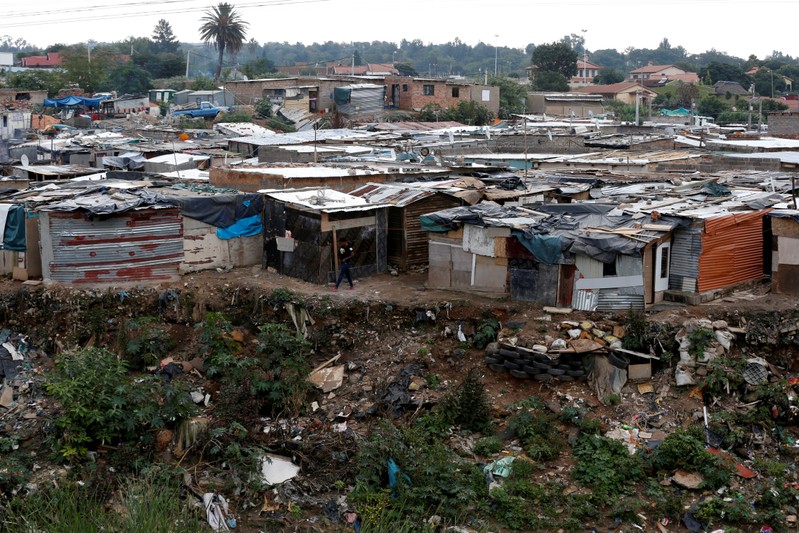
{"left": 3, "top": 206, "right": 26, "bottom": 252}
{"left": 216, "top": 214, "right": 263, "bottom": 240}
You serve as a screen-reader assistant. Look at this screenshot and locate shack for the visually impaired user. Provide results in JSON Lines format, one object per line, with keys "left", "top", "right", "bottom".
{"left": 421, "top": 203, "right": 676, "bottom": 309}
{"left": 348, "top": 182, "right": 473, "bottom": 270}
{"left": 3, "top": 180, "right": 264, "bottom": 284}
{"left": 769, "top": 209, "right": 799, "bottom": 295}
{"left": 263, "top": 188, "right": 388, "bottom": 284}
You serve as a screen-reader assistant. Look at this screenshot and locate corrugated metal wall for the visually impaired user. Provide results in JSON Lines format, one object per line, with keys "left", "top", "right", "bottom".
{"left": 44, "top": 209, "right": 183, "bottom": 284}
{"left": 698, "top": 211, "right": 767, "bottom": 292}
{"left": 669, "top": 225, "right": 702, "bottom": 292}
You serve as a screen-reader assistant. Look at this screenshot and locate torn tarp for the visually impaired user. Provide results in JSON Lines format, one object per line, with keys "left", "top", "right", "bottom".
{"left": 102, "top": 152, "right": 146, "bottom": 171}
{"left": 168, "top": 193, "right": 264, "bottom": 230}
{"left": 0, "top": 205, "right": 25, "bottom": 251}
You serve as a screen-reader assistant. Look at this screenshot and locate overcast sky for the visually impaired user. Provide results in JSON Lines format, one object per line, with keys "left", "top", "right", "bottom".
{"left": 3, "top": 0, "right": 797, "bottom": 60}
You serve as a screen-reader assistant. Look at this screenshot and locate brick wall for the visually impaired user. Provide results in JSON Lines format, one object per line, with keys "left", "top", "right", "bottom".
{"left": 768, "top": 112, "right": 799, "bottom": 135}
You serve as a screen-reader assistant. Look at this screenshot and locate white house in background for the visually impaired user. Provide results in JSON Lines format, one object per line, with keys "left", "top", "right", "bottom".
{"left": 570, "top": 58, "right": 602, "bottom": 87}
{"left": 0, "top": 53, "right": 13, "bottom": 70}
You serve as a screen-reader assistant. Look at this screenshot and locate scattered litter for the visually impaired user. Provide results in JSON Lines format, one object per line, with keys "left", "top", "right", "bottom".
{"left": 203, "top": 493, "right": 231, "bottom": 532}
{"left": 260, "top": 454, "right": 300, "bottom": 485}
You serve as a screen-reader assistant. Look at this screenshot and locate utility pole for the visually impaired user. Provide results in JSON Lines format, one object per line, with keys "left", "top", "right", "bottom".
{"left": 581, "top": 29, "right": 588, "bottom": 83}
{"left": 185, "top": 50, "right": 191, "bottom": 78}
{"left": 494, "top": 34, "right": 499, "bottom": 76}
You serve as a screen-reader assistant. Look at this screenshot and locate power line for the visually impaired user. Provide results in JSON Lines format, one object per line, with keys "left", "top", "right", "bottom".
{"left": 0, "top": 0, "right": 330, "bottom": 29}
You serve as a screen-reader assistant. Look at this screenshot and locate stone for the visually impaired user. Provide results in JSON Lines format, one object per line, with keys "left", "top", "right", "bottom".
{"left": 189, "top": 357, "right": 205, "bottom": 373}
{"left": 155, "top": 429, "right": 173, "bottom": 452}
{"left": 409, "top": 376, "right": 427, "bottom": 391}
{"left": 0, "top": 386, "right": 13, "bottom": 408}
{"left": 671, "top": 469, "right": 703, "bottom": 490}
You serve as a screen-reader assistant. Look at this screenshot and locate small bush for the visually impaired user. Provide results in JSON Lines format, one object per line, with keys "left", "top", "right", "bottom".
{"left": 572, "top": 435, "right": 645, "bottom": 497}
{"left": 124, "top": 316, "right": 174, "bottom": 369}
{"left": 647, "top": 427, "right": 731, "bottom": 489}
{"left": 472, "top": 318, "right": 500, "bottom": 349}
{"left": 44, "top": 348, "right": 196, "bottom": 461}
{"left": 439, "top": 367, "right": 493, "bottom": 434}
{"left": 508, "top": 411, "right": 564, "bottom": 462}
{"left": 474, "top": 436, "right": 503, "bottom": 456}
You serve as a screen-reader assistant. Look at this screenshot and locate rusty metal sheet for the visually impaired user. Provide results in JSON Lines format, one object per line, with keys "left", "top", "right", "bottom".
{"left": 698, "top": 211, "right": 768, "bottom": 292}
{"left": 46, "top": 208, "right": 183, "bottom": 284}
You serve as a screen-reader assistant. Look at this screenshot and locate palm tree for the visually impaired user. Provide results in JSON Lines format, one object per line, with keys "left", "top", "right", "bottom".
{"left": 199, "top": 2, "right": 248, "bottom": 80}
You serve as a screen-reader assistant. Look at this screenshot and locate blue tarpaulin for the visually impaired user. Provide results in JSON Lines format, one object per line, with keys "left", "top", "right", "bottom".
{"left": 216, "top": 214, "right": 263, "bottom": 240}
{"left": 43, "top": 95, "right": 110, "bottom": 108}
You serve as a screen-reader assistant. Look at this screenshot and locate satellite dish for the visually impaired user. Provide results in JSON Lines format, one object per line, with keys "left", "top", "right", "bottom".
{"left": 20, "top": 154, "right": 29, "bottom": 166}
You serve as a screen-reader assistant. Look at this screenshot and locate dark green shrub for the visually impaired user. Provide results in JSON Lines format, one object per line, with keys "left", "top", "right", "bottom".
{"left": 44, "top": 348, "right": 196, "bottom": 460}
{"left": 124, "top": 316, "right": 174, "bottom": 369}
{"left": 474, "top": 436, "right": 503, "bottom": 456}
{"left": 439, "top": 367, "right": 493, "bottom": 434}
{"left": 647, "top": 427, "right": 731, "bottom": 489}
{"left": 352, "top": 421, "right": 487, "bottom": 521}
{"left": 508, "top": 411, "right": 564, "bottom": 462}
{"left": 572, "top": 435, "right": 645, "bottom": 497}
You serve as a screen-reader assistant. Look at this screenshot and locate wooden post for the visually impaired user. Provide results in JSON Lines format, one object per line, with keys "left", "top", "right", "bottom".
{"left": 332, "top": 226, "right": 339, "bottom": 274}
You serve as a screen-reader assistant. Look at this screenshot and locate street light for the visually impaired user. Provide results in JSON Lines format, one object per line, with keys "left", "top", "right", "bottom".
{"left": 581, "top": 29, "right": 588, "bottom": 83}
{"left": 494, "top": 34, "right": 499, "bottom": 76}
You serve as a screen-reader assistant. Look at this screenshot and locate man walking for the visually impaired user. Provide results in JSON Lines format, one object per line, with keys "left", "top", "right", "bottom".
{"left": 333, "top": 239, "right": 355, "bottom": 290}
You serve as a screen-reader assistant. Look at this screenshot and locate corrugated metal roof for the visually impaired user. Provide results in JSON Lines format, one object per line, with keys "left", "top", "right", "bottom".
{"left": 266, "top": 188, "right": 389, "bottom": 213}
{"left": 349, "top": 183, "right": 437, "bottom": 207}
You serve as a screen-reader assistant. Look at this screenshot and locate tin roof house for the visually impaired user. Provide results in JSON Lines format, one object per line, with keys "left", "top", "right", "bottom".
{"left": 262, "top": 188, "right": 389, "bottom": 285}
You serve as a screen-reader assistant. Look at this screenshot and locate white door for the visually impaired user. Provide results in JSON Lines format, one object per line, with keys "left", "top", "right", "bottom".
{"left": 655, "top": 242, "right": 671, "bottom": 292}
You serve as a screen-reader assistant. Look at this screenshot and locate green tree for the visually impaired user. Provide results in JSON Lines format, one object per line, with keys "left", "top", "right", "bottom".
{"left": 199, "top": 2, "right": 249, "bottom": 80}
{"left": 242, "top": 56, "right": 276, "bottom": 79}
{"left": 594, "top": 68, "right": 625, "bottom": 84}
{"left": 353, "top": 49, "right": 364, "bottom": 66}
{"left": 532, "top": 41, "right": 578, "bottom": 78}
{"left": 60, "top": 45, "right": 111, "bottom": 94}
{"left": 107, "top": 62, "right": 152, "bottom": 95}
{"left": 4, "top": 70, "right": 64, "bottom": 97}
{"left": 152, "top": 19, "right": 179, "bottom": 53}
{"left": 697, "top": 96, "right": 729, "bottom": 119}
{"left": 533, "top": 71, "right": 569, "bottom": 91}
{"left": 489, "top": 75, "right": 527, "bottom": 118}
{"left": 394, "top": 62, "right": 418, "bottom": 76}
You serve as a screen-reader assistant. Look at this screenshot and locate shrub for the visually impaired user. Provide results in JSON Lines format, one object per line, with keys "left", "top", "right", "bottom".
{"left": 352, "top": 420, "right": 487, "bottom": 521}
{"left": 572, "top": 435, "right": 645, "bottom": 497}
{"left": 647, "top": 427, "right": 731, "bottom": 489}
{"left": 438, "top": 367, "right": 493, "bottom": 434}
{"left": 44, "top": 348, "right": 196, "bottom": 460}
{"left": 472, "top": 318, "right": 500, "bottom": 349}
{"left": 124, "top": 316, "right": 175, "bottom": 369}
{"left": 252, "top": 323, "right": 313, "bottom": 417}
{"left": 474, "top": 436, "right": 503, "bottom": 456}
{"left": 508, "top": 411, "right": 564, "bottom": 462}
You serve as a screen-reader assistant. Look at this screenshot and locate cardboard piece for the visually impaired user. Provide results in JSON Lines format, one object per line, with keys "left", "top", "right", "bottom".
{"left": 309, "top": 365, "right": 345, "bottom": 393}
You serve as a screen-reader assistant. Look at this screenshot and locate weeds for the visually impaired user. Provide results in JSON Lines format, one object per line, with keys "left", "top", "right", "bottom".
{"left": 474, "top": 436, "right": 503, "bottom": 456}
{"left": 508, "top": 410, "right": 564, "bottom": 462}
{"left": 572, "top": 435, "right": 645, "bottom": 497}
{"left": 123, "top": 316, "right": 175, "bottom": 369}
{"left": 647, "top": 427, "right": 731, "bottom": 489}
{"left": 44, "top": 348, "right": 196, "bottom": 461}
{"left": 438, "top": 367, "right": 493, "bottom": 434}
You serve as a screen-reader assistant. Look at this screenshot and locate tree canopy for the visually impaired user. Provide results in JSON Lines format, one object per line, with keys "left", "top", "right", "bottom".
{"left": 199, "top": 2, "right": 249, "bottom": 80}
{"left": 531, "top": 41, "right": 578, "bottom": 78}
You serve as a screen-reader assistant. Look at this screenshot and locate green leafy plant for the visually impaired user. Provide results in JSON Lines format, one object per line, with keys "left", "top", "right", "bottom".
{"left": 438, "top": 367, "right": 493, "bottom": 434}
{"left": 472, "top": 318, "right": 500, "bottom": 349}
{"left": 474, "top": 436, "right": 503, "bottom": 456}
{"left": 508, "top": 411, "right": 565, "bottom": 462}
{"left": 124, "top": 316, "right": 175, "bottom": 368}
{"left": 194, "top": 312, "right": 238, "bottom": 377}
{"left": 647, "top": 427, "right": 731, "bottom": 489}
{"left": 351, "top": 420, "right": 487, "bottom": 522}
{"left": 44, "top": 348, "right": 196, "bottom": 461}
{"left": 572, "top": 435, "right": 645, "bottom": 497}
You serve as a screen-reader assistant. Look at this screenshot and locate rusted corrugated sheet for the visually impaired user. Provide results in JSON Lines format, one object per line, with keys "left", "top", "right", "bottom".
{"left": 46, "top": 209, "right": 183, "bottom": 284}
{"left": 698, "top": 211, "right": 768, "bottom": 292}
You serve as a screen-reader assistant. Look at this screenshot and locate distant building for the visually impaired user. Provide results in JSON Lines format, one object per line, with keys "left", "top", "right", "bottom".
{"left": 19, "top": 53, "right": 64, "bottom": 68}
{"left": 570, "top": 58, "right": 602, "bottom": 86}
